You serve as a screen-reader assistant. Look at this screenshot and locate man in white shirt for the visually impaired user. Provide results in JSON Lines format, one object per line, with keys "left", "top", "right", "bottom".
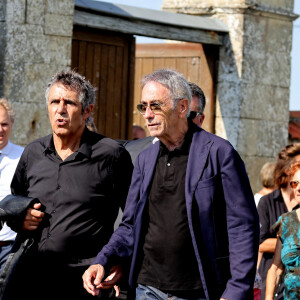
{"left": 0, "top": 98, "right": 23, "bottom": 270}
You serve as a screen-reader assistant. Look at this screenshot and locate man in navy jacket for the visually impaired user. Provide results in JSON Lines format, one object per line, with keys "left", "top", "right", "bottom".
{"left": 83, "top": 69, "right": 259, "bottom": 300}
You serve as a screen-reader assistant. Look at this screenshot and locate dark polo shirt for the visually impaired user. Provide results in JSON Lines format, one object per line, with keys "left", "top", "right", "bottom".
{"left": 137, "top": 123, "right": 203, "bottom": 294}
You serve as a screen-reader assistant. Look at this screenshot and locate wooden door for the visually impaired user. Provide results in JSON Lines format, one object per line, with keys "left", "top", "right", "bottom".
{"left": 72, "top": 26, "right": 135, "bottom": 140}
{"left": 134, "top": 43, "right": 217, "bottom": 133}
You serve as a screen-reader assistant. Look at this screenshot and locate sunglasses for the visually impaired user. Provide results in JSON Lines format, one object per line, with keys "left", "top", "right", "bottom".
{"left": 136, "top": 102, "right": 165, "bottom": 114}
{"left": 290, "top": 181, "right": 300, "bottom": 189}
{"left": 190, "top": 111, "right": 202, "bottom": 120}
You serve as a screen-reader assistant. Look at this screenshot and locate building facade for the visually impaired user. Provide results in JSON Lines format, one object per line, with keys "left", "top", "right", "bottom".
{"left": 0, "top": 0, "right": 297, "bottom": 192}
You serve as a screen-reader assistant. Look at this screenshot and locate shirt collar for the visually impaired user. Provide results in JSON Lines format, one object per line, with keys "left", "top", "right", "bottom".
{"left": 44, "top": 127, "right": 92, "bottom": 158}
{"left": 0, "top": 140, "right": 12, "bottom": 156}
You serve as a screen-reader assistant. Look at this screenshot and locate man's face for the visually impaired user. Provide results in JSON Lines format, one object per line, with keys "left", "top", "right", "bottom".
{"left": 48, "top": 83, "right": 90, "bottom": 139}
{"left": 190, "top": 95, "right": 205, "bottom": 127}
{"left": 0, "top": 106, "right": 13, "bottom": 150}
{"left": 140, "top": 81, "right": 180, "bottom": 139}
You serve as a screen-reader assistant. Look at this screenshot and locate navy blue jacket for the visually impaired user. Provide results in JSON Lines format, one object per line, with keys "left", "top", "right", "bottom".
{"left": 93, "top": 127, "right": 260, "bottom": 300}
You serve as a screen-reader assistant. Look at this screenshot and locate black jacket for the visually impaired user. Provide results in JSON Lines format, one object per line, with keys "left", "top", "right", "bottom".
{"left": 0, "top": 195, "right": 39, "bottom": 300}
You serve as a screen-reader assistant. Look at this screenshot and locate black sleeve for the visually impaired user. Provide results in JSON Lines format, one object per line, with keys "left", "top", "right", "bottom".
{"left": 111, "top": 146, "right": 133, "bottom": 211}
{"left": 10, "top": 150, "right": 29, "bottom": 197}
{"left": 257, "top": 196, "right": 272, "bottom": 244}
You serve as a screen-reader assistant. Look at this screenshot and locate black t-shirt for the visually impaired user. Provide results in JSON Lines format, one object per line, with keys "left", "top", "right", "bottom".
{"left": 137, "top": 125, "right": 202, "bottom": 292}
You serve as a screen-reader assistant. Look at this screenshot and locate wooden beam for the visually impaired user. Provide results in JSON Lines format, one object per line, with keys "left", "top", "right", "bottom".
{"left": 74, "top": 10, "right": 226, "bottom": 45}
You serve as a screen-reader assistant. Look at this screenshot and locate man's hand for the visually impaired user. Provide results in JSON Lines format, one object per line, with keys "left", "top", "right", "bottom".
{"left": 22, "top": 203, "right": 44, "bottom": 231}
{"left": 99, "top": 265, "right": 123, "bottom": 297}
{"left": 82, "top": 264, "right": 123, "bottom": 297}
{"left": 83, "top": 264, "right": 105, "bottom": 296}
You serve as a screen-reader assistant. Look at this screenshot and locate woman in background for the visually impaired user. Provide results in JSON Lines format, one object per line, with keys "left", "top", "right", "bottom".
{"left": 265, "top": 161, "right": 300, "bottom": 299}
{"left": 257, "top": 143, "right": 300, "bottom": 299}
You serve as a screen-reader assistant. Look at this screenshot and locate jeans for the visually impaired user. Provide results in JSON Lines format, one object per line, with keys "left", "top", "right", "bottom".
{"left": 136, "top": 284, "right": 206, "bottom": 300}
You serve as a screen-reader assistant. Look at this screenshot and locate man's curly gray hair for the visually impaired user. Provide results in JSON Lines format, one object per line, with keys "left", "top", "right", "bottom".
{"left": 45, "top": 70, "right": 96, "bottom": 123}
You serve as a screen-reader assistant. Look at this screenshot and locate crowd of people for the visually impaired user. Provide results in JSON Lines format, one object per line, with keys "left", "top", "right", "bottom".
{"left": 0, "top": 68, "right": 299, "bottom": 300}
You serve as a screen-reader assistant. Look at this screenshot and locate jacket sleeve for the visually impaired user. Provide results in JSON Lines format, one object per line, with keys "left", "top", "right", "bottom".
{"left": 2, "top": 195, "right": 39, "bottom": 232}
{"left": 92, "top": 156, "right": 143, "bottom": 267}
{"left": 110, "top": 146, "right": 133, "bottom": 211}
{"left": 220, "top": 146, "right": 260, "bottom": 300}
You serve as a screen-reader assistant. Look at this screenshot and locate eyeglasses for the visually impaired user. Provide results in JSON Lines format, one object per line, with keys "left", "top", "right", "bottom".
{"left": 136, "top": 102, "right": 165, "bottom": 114}
{"left": 290, "top": 181, "right": 300, "bottom": 189}
{"left": 190, "top": 111, "right": 202, "bottom": 120}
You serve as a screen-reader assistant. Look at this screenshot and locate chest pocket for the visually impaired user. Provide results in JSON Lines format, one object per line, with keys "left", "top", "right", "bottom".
{"left": 194, "top": 174, "right": 221, "bottom": 212}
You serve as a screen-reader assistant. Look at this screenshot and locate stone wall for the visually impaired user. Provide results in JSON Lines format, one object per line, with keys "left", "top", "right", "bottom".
{"left": 0, "top": 0, "right": 74, "bottom": 146}
{"left": 163, "top": 0, "right": 297, "bottom": 192}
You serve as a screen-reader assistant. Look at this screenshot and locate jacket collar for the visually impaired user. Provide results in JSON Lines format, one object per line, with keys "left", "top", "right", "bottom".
{"left": 186, "top": 127, "right": 213, "bottom": 195}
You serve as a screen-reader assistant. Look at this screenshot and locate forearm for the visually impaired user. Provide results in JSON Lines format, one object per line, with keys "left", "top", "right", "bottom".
{"left": 257, "top": 251, "right": 263, "bottom": 269}
{"left": 265, "top": 264, "right": 284, "bottom": 300}
{"left": 259, "top": 238, "right": 277, "bottom": 253}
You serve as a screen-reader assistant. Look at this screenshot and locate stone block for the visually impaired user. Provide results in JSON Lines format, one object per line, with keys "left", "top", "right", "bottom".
{"left": 47, "top": 36, "right": 72, "bottom": 66}
{"left": 0, "top": 23, "right": 7, "bottom": 45}
{"left": 215, "top": 116, "right": 239, "bottom": 148}
{"left": 6, "top": 23, "right": 70, "bottom": 66}
{"left": 0, "top": 0, "right": 7, "bottom": 21}
{"left": 47, "top": 0, "right": 74, "bottom": 16}
{"left": 237, "top": 118, "right": 259, "bottom": 156}
{"left": 6, "top": 0, "right": 26, "bottom": 23}
{"left": 272, "top": 86, "right": 290, "bottom": 121}
{"left": 10, "top": 101, "right": 52, "bottom": 146}
{"left": 265, "top": 18, "right": 293, "bottom": 54}
{"left": 217, "top": 14, "right": 244, "bottom": 77}
{"left": 242, "top": 51, "right": 291, "bottom": 87}
{"left": 4, "top": 62, "right": 68, "bottom": 104}
{"left": 2, "top": 61, "right": 26, "bottom": 101}
{"left": 256, "top": 120, "right": 288, "bottom": 157}
{"left": 22, "top": 63, "right": 70, "bottom": 103}
{"left": 239, "top": 83, "right": 289, "bottom": 122}
{"left": 239, "top": 83, "right": 267, "bottom": 120}
{"left": 242, "top": 156, "right": 276, "bottom": 194}
{"left": 215, "top": 80, "right": 242, "bottom": 117}
{"left": 26, "top": 0, "right": 45, "bottom": 25}
{"left": 5, "top": 24, "right": 47, "bottom": 64}
{"left": 243, "top": 15, "right": 267, "bottom": 59}
{"left": 45, "top": 13, "right": 73, "bottom": 37}
{"left": 218, "top": 40, "right": 242, "bottom": 82}
{"left": 252, "top": 0, "right": 294, "bottom": 12}
{"left": 237, "top": 119, "right": 288, "bottom": 157}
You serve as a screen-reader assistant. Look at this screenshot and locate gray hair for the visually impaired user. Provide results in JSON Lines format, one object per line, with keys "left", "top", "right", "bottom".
{"left": 188, "top": 82, "right": 206, "bottom": 114}
{"left": 0, "top": 98, "right": 15, "bottom": 122}
{"left": 141, "top": 69, "right": 191, "bottom": 116}
{"left": 45, "top": 70, "right": 96, "bottom": 123}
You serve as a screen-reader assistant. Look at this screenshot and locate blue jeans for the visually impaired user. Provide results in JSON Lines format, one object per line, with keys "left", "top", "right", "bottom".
{"left": 136, "top": 284, "right": 206, "bottom": 300}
